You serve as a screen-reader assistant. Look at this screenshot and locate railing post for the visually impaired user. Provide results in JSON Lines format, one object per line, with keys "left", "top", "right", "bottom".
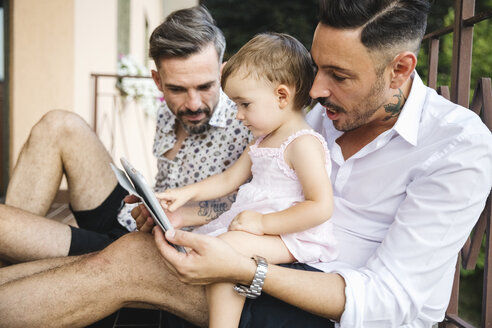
{"left": 483, "top": 196, "right": 492, "bottom": 327}
{"left": 427, "top": 38, "right": 440, "bottom": 89}
{"left": 93, "top": 74, "right": 99, "bottom": 133}
{"left": 450, "top": 0, "right": 475, "bottom": 107}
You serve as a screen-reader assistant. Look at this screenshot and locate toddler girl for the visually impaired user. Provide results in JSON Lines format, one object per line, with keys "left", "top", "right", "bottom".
{"left": 159, "top": 32, "right": 337, "bottom": 328}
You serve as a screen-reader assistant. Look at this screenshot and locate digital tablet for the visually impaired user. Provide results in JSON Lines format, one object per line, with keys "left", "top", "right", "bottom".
{"left": 110, "top": 157, "right": 186, "bottom": 253}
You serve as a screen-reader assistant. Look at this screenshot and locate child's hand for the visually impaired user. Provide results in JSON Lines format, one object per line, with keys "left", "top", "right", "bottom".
{"left": 229, "top": 210, "right": 264, "bottom": 235}
{"left": 157, "top": 188, "right": 193, "bottom": 212}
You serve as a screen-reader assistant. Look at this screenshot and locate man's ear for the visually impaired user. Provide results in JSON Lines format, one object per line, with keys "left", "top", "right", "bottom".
{"left": 220, "top": 61, "right": 227, "bottom": 79}
{"left": 152, "top": 69, "right": 163, "bottom": 92}
{"left": 388, "top": 51, "right": 417, "bottom": 90}
{"left": 276, "top": 84, "right": 291, "bottom": 109}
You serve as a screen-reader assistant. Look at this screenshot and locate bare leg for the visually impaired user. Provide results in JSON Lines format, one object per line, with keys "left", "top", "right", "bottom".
{"left": 0, "top": 254, "right": 84, "bottom": 285}
{"left": 0, "top": 204, "right": 72, "bottom": 261}
{"left": 2, "top": 110, "right": 118, "bottom": 261}
{"left": 207, "top": 231, "right": 295, "bottom": 328}
{"left": 0, "top": 232, "right": 208, "bottom": 328}
{"left": 6, "top": 110, "right": 117, "bottom": 215}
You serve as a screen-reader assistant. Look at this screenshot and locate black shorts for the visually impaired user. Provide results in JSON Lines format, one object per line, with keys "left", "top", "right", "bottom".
{"left": 161, "top": 263, "right": 335, "bottom": 328}
{"left": 68, "top": 183, "right": 129, "bottom": 255}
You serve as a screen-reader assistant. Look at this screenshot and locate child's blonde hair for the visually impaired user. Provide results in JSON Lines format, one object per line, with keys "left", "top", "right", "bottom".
{"left": 221, "top": 32, "right": 314, "bottom": 110}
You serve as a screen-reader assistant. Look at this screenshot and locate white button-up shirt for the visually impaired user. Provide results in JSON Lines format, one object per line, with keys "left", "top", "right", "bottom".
{"left": 306, "top": 73, "right": 492, "bottom": 327}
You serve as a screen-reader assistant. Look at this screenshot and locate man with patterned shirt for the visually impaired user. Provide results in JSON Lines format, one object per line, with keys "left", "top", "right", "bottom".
{"left": 118, "top": 89, "right": 249, "bottom": 232}
{"left": 0, "top": 6, "right": 250, "bottom": 263}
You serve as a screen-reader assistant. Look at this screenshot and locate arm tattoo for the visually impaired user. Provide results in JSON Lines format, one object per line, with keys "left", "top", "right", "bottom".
{"left": 383, "top": 88, "right": 406, "bottom": 121}
{"left": 198, "top": 193, "right": 237, "bottom": 222}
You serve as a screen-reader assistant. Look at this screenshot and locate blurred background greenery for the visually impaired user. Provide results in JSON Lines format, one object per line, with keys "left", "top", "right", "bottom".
{"left": 202, "top": 0, "right": 491, "bottom": 325}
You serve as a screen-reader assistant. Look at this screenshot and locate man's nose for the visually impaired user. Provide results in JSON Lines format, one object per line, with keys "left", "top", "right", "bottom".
{"left": 236, "top": 109, "right": 245, "bottom": 121}
{"left": 185, "top": 90, "right": 202, "bottom": 111}
{"left": 310, "top": 73, "right": 332, "bottom": 99}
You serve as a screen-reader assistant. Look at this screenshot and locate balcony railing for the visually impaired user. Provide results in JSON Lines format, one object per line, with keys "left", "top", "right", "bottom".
{"left": 91, "top": 73, "right": 159, "bottom": 185}
{"left": 422, "top": 0, "right": 492, "bottom": 327}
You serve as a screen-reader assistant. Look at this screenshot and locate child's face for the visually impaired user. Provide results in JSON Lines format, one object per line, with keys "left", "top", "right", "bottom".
{"left": 224, "top": 73, "right": 284, "bottom": 138}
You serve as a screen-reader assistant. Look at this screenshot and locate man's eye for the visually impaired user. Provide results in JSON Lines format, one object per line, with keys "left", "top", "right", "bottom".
{"left": 168, "top": 88, "right": 184, "bottom": 93}
{"left": 332, "top": 73, "right": 347, "bottom": 82}
{"left": 240, "top": 103, "right": 250, "bottom": 108}
{"left": 198, "top": 85, "right": 212, "bottom": 91}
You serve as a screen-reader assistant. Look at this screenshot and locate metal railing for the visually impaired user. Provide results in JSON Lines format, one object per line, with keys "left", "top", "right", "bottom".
{"left": 91, "top": 73, "right": 159, "bottom": 184}
{"left": 422, "top": 0, "right": 492, "bottom": 327}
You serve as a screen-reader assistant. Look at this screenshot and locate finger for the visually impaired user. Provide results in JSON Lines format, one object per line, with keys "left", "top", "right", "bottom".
{"left": 130, "top": 205, "right": 141, "bottom": 219}
{"left": 160, "top": 200, "right": 169, "bottom": 209}
{"left": 156, "top": 192, "right": 175, "bottom": 200}
{"left": 168, "top": 203, "right": 180, "bottom": 212}
{"left": 139, "top": 203, "right": 150, "bottom": 217}
{"left": 139, "top": 217, "right": 155, "bottom": 233}
{"left": 165, "top": 229, "right": 210, "bottom": 255}
{"left": 124, "top": 194, "right": 141, "bottom": 204}
{"left": 228, "top": 219, "right": 240, "bottom": 231}
{"left": 153, "top": 227, "right": 180, "bottom": 276}
{"left": 154, "top": 227, "right": 186, "bottom": 269}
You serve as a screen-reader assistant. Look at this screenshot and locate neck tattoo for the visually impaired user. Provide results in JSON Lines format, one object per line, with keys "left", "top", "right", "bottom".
{"left": 383, "top": 88, "right": 406, "bottom": 121}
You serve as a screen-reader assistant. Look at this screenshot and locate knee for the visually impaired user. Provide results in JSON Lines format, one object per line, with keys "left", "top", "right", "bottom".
{"left": 93, "top": 232, "right": 157, "bottom": 266}
{"left": 0, "top": 204, "right": 8, "bottom": 222}
{"left": 0, "top": 204, "right": 16, "bottom": 224}
{"left": 85, "top": 232, "right": 169, "bottom": 290}
{"left": 30, "top": 110, "right": 91, "bottom": 142}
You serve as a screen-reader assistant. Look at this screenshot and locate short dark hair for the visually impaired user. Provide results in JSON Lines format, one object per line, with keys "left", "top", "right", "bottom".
{"left": 221, "top": 33, "right": 314, "bottom": 110}
{"left": 319, "top": 0, "right": 430, "bottom": 61}
{"left": 149, "top": 6, "right": 226, "bottom": 68}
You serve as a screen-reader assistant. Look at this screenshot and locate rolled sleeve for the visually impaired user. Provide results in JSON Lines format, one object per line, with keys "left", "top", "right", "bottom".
{"left": 336, "top": 133, "right": 492, "bottom": 327}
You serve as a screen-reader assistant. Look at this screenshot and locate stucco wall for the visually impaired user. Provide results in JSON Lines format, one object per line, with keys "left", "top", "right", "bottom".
{"left": 10, "top": 0, "right": 75, "bottom": 170}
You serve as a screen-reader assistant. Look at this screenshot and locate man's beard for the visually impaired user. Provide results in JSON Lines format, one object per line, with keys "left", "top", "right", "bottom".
{"left": 176, "top": 108, "right": 212, "bottom": 134}
{"left": 315, "top": 74, "right": 386, "bottom": 132}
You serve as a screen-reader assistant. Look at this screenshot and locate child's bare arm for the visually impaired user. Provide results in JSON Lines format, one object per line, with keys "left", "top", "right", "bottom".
{"left": 158, "top": 144, "right": 253, "bottom": 212}
{"left": 230, "top": 135, "right": 333, "bottom": 235}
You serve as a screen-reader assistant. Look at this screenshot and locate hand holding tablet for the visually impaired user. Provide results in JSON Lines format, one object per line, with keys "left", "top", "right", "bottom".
{"left": 110, "top": 157, "right": 187, "bottom": 253}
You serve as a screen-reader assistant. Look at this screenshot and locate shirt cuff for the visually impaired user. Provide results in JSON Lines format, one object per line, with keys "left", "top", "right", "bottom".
{"left": 333, "top": 269, "right": 365, "bottom": 328}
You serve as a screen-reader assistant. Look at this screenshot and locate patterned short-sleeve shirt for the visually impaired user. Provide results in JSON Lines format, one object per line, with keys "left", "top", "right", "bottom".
{"left": 117, "top": 90, "right": 251, "bottom": 231}
{"left": 152, "top": 89, "right": 251, "bottom": 190}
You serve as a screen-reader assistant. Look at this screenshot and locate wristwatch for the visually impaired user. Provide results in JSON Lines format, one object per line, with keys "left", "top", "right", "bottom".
{"left": 233, "top": 255, "right": 268, "bottom": 299}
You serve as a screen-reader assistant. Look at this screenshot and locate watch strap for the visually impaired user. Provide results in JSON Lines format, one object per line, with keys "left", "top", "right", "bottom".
{"left": 233, "top": 255, "right": 268, "bottom": 299}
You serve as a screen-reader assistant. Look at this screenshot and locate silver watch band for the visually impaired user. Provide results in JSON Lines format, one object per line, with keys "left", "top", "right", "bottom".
{"left": 233, "top": 255, "right": 268, "bottom": 299}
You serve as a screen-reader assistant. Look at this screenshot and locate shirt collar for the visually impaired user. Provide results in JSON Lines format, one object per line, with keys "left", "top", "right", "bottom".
{"left": 208, "top": 89, "right": 231, "bottom": 128}
{"left": 391, "top": 71, "right": 426, "bottom": 146}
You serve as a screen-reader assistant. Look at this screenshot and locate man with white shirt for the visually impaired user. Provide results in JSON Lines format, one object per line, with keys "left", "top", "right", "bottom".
{"left": 1, "top": 0, "right": 491, "bottom": 327}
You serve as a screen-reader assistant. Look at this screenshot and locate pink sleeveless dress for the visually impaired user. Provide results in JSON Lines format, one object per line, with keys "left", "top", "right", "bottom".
{"left": 193, "top": 129, "right": 338, "bottom": 264}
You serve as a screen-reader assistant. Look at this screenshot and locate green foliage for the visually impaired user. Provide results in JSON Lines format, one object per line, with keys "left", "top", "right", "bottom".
{"left": 417, "top": 1, "right": 492, "bottom": 104}
{"left": 202, "top": 0, "right": 319, "bottom": 59}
